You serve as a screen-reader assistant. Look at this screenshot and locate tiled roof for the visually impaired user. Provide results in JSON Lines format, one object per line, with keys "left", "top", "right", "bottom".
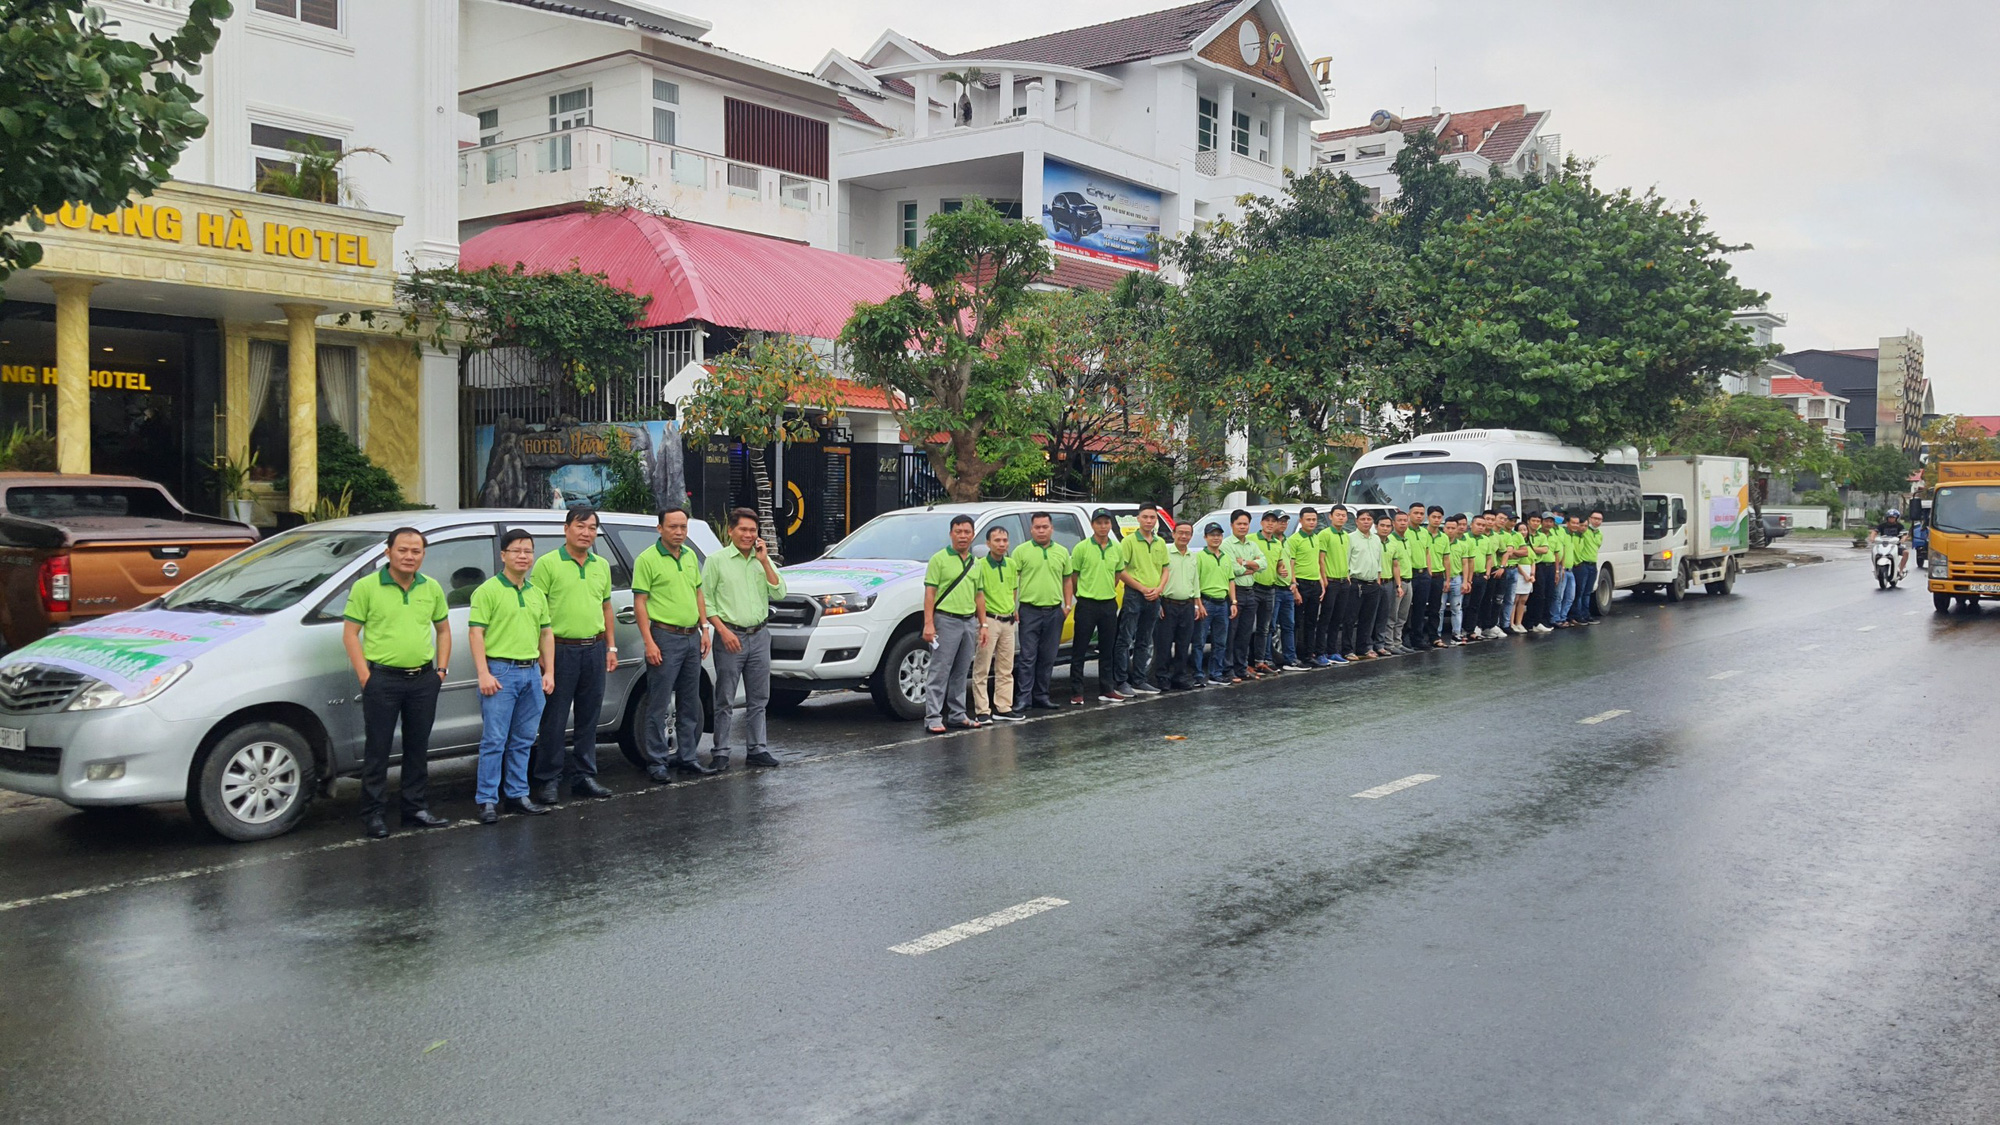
{"left": 1771, "top": 375, "right": 1838, "bottom": 398}
{"left": 946, "top": 0, "right": 1240, "bottom": 69}
{"left": 1476, "top": 109, "right": 1545, "bottom": 162}
{"left": 837, "top": 97, "right": 887, "bottom": 129}
{"left": 1965, "top": 415, "right": 2000, "bottom": 438}
{"left": 1046, "top": 253, "right": 1134, "bottom": 293}
{"left": 484, "top": 0, "right": 694, "bottom": 42}
{"left": 829, "top": 378, "right": 898, "bottom": 412}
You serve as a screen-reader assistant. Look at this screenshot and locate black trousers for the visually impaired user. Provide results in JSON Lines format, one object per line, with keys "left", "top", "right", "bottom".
{"left": 1405, "top": 574, "right": 1432, "bottom": 648}
{"left": 1226, "top": 587, "right": 1256, "bottom": 676}
{"left": 1012, "top": 603, "right": 1065, "bottom": 709}
{"left": 1353, "top": 581, "right": 1385, "bottom": 653}
{"left": 1294, "top": 580, "right": 1323, "bottom": 661}
{"left": 1153, "top": 599, "right": 1199, "bottom": 688}
{"left": 360, "top": 667, "right": 440, "bottom": 819}
{"left": 1423, "top": 571, "right": 1447, "bottom": 644}
{"left": 1466, "top": 575, "right": 1489, "bottom": 635}
{"left": 1528, "top": 562, "right": 1556, "bottom": 626}
{"left": 1069, "top": 596, "right": 1118, "bottom": 695}
{"left": 1327, "top": 578, "right": 1358, "bottom": 655}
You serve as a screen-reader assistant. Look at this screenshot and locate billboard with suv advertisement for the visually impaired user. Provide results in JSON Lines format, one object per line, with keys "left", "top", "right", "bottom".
{"left": 1040, "top": 158, "right": 1161, "bottom": 269}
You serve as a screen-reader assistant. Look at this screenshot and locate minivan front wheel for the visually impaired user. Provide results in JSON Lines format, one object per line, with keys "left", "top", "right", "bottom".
{"left": 190, "top": 721, "right": 315, "bottom": 841}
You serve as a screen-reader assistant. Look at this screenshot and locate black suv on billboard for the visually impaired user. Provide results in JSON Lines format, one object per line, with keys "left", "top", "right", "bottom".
{"left": 1048, "top": 191, "right": 1103, "bottom": 240}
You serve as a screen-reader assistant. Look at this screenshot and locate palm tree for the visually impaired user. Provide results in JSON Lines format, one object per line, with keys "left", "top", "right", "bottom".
{"left": 255, "top": 139, "right": 389, "bottom": 206}
{"left": 940, "top": 68, "right": 986, "bottom": 126}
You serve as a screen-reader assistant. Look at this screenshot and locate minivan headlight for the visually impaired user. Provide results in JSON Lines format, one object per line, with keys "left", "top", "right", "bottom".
{"left": 812, "top": 592, "right": 876, "bottom": 615}
{"left": 66, "top": 662, "right": 192, "bottom": 711}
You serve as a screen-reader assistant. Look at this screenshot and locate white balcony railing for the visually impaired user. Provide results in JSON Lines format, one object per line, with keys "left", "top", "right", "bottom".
{"left": 459, "top": 125, "right": 833, "bottom": 246}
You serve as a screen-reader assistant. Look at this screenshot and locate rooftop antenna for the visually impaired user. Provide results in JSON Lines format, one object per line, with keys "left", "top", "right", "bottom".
{"left": 1431, "top": 64, "right": 1440, "bottom": 116}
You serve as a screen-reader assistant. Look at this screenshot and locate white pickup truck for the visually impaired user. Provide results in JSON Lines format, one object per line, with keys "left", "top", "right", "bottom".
{"left": 1635, "top": 454, "right": 1751, "bottom": 601}
{"left": 767, "top": 501, "right": 1103, "bottom": 720}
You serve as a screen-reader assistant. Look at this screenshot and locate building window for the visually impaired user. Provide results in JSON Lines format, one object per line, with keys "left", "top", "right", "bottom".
{"left": 1231, "top": 110, "right": 1251, "bottom": 157}
{"left": 1256, "top": 119, "right": 1270, "bottom": 163}
{"left": 549, "top": 87, "right": 592, "bottom": 132}
{"left": 1356, "top": 143, "right": 1386, "bottom": 158}
{"left": 255, "top": 0, "right": 338, "bottom": 31}
{"left": 900, "top": 202, "right": 918, "bottom": 249}
{"left": 1197, "top": 97, "right": 1218, "bottom": 153}
{"left": 1324, "top": 151, "right": 1346, "bottom": 164}
{"left": 652, "top": 77, "right": 678, "bottom": 145}
{"left": 476, "top": 109, "right": 500, "bottom": 146}
{"left": 723, "top": 97, "right": 829, "bottom": 181}
{"left": 250, "top": 123, "right": 343, "bottom": 195}
{"left": 940, "top": 199, "right": 963, "bottom": 214}
{"left": 988, "top": 199, "right": 1023, "bottom": 221}
{"left": 780, "top": 175, "right": 811, "bottom": 209}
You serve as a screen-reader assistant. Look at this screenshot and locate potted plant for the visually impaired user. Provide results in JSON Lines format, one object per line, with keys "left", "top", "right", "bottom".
{"left": 212, "top": 450, "right": 259, "bottom": 525}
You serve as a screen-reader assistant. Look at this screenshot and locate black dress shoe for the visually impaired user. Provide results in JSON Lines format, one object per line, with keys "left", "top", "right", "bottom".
{"left": 503, "top": 796, "right": 549, "bottom": 816}
{"left": 405, "top": 808, "right": 451, "bottom": 829}
{"left": 647, "top": 769, "right": 675, "bottom": 785}
{"left": 708, "top": 754, "right": 731, "bottom": 771}
{"left": 533, "top": 783, "right": 562, "bottom": 806}
{"left": 362, "top": 815, "right": 389, "bottom": 839}
{"left": 477, "top": 803, "right": 499, "bottom": 825}
{"left": 744, "top": 750, "right": 782, "bottom": 768}
{"left": 571, "top": 777, "right": 613, "bottom": 799}
{"left": 671, "top": 758, "right": 717, "bottom": 777}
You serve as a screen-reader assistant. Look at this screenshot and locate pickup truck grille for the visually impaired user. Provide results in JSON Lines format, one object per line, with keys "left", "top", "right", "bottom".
{"left": 0, "top": 664, "right": 89, "bottom": 714}
{"left": 768, "top": 596, "right": 818, "bottom": 628}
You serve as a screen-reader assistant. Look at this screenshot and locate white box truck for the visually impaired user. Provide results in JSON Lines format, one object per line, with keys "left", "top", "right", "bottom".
{"left": 1635, "top": 455, "right": 1752, "bottom": 601}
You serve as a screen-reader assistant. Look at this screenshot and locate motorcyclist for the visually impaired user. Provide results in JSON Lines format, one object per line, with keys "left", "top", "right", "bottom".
{"left": 1869, "top": 509, "right": 1910, "bottom": 579}
{"left": 1912, "top": 517, "right": 1930, "bottom": 567}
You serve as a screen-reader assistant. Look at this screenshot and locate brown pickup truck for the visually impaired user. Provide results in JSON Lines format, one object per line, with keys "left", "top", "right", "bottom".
{"left": 0, "top": 474, "right": 257, "bottom": 653}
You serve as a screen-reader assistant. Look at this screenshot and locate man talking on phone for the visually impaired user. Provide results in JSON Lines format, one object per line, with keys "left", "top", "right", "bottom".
{"left": 702, "top": 508, "right": 788, "bottom": 769}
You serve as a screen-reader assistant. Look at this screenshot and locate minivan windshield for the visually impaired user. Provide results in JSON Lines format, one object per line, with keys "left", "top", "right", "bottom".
{"left": 822, "top": 513, "right": 958, "bottom": 562}
{"left": 1345, "top": 463, "right": 1487, "bottom": 520}
{"left": 161, "top": 530, "right": 383, "bottom": 613}
{"left": 1932, "top": 486, "right": 2000, "bottom": 535}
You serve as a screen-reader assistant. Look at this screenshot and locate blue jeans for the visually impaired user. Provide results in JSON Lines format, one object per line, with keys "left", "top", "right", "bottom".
{"left": 1273, "top": 590, "right": 1296, "bottom": 663}
{"left": 1444, "top": 575, "right": 1465, "bottom": 637}
{"left": 1197, "top": 597, "right": 1232, "bottom": 680}
{"left": 1552, "top": 568, "right": 1577, "bottom": 624}
{"left": 1571, "top": 563, "right": 1598, "bottom": 622}
{"left": 477, "top": 662, "right": 544, "bottom": 804}
{"left": 1113, "top": 592, "right": 1161, "bottom": 690}
{"left": 642, "top": 626, "right": 704, "bottom": 767}
{"left": 536, "top": 637, "right": 606, "bottom": 787}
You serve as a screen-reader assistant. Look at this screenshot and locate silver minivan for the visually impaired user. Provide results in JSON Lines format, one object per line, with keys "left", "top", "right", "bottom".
{"left": 0, "top": 510, "right": 721, "bottom": 841}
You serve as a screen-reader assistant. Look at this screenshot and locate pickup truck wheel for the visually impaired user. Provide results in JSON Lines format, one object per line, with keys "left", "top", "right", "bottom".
{"left": 1705, "top": 557, "right": 1738, "bottom": 596}
{"left": 770, "top": 687, "right": 811, "bottom": 714}
{"left": 189, "top": 722, "right": 315, "bottom": 842}
{"left": 869, "top": 629, "right": 929, "bottom": 722}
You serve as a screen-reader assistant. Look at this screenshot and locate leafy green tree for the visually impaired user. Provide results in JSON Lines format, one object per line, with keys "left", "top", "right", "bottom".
{"left": 253, "top": 138, "right": 388, "bottom": 206}
{"left": 842, "top": 200, "right": 1049, "bottom": 501}
{"left": 599, "top": 429, "right": 657, "bottom": 516}
{"left": 1664, "top": 392, "right": 1839, "bottom": 544}
{"left": 1414, "top": 167, "right": 1771, "bottom": 451}
{"left": 0, "top": 0, "right": 233, "bottom": 279}
{"left": 1385, "top": 129, "right": 1500, "bottom": 254}
{"left": 315, "top": 423, "right": 411, "bottom": 514}
{"left": 385, "top": 260, "right": 648, "bottom": 395}
{"left": 1919, "top": 414, "right": 2000, "bottom": 486}
{"left": 1014, "top": 282, "right": 1171, "bottom": 498}
{"left": 681, "top": 334, "right": 843, "bottom": 553}
{"left": 1843, "top": 441, "right": 1915, "bottom": 509}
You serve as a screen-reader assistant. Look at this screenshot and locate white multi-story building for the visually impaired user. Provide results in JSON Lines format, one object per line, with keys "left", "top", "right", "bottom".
{"left": 456, "top": 0, "right": 843, "bottom": 249}
{"left": 1, "top": 0, "right": 463, "bottom": 515}
{"left": 817, "top": 0, "right": 1329, "bottom": 282}
{"left": 1720, "top": 306, "right": 1791, "bottom": 396}
{"left": 1771, "top": 375, "right": 1850, "bottom": 443}
{"left": 1314, "top": 103, "right": 1560, "bottom": 206}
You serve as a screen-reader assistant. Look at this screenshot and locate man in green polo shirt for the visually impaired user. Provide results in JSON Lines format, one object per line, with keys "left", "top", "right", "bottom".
{"left": 1010, "top": 511, "right": 1071, "bottom": 712}
{"left": 341, "top": 527, "right": 452, "bottom": 839}
{"left": 1113, "top": 503, "right": 1169, "bottom": 696}
{"left": 1221, "top": 509, "right": 1265, "bottom": 679}
{"left": 1195, "top": 521, "right": 1239, "bottom": 685}
{"left": 468, "top": 528, "right": 555, "bottom": 824}
{"left": 972, "top": 523, "right": 1023, "bottom": 723}
{"left": 1382, "top": 511, "right": 1414, "bottom": 655}
{"left": 704, "top": 507, "right": 788, "bottom": 767}
{"left": 923, "top": 513, "right": 986, "bottom": 733}
{"left": 1317, "top": 505, "right": 1354, "bottom": 664}
{"left": 1251, "top": 510, "right": 1290, "bottom": 673}
{"left": 1403, "top": 502, "right": 1434, "bottom": 651}
{"left": 1347, "top": 510, "right": 1385, "bottom": 659}
{"left": 1288, "top": 506, "right": 1327, "bottom": 666}
{"left": 1150, "top": 516, "right": 1204, "bottom": 690}
{"left": 1570, "top": 508, "right": 1605, "bottom": 625}
{"left": 633, "top": 506, "right": 713, "bottom": 782}
{"left": 1068, "top": 508, "right": 1124, "bottom": 703}
{"left": 530, "top": 507, "right": 617, "bottom": 803}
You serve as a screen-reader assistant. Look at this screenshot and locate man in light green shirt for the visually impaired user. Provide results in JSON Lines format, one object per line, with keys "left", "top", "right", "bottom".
{"left": 1317, "top": 506, "right": 1354, "bottom": 664}
{"left": 703, "top": 508, "right": 789, "bottom": 767}
{"left": 923, "top": 514, "right": 985, "bottom": 732}
{"left": 632, "top": 507, "right": 712, "bottom": 781}
{"left": 1195, "top": 521, "right": 1239, "bottom": 684}
{"left": 1068, "top": 509, "right": 1125, "bottom": 702}
{"left": 1222, "top": 510, "right": 1265, "bottom": 678}
{"left": 1382, "top": 512, "right": 1415, "bottom": 654}
{"left": 1114, "top": 504, "right": 1170, "bottom": 695}
{"left": 531, "top": 507, "right": 618, "bottom": 803}
{"left": 341, "top": 527, "right": 452, "bottom": 837}
{"left": 468, "top": 527, "right": 555, "bottom": 821}
{"left": 1151, "top": 517, "right": 1205, "bottom": 690}
{"left": 973, "top": 523, "right": 1023, "bottom": 723}
{"left": 1289, "top": 506, "right": 1329, "bottom": 665}
{"left": 1011, "top": 512, "right": 1072, "bottom": 712}
{"left": 1347, "top": 511, "right": 1387, "bottom": 658}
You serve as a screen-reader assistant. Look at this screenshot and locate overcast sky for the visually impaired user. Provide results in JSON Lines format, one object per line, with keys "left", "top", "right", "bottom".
{"left": 707, "top": 0, "right": 2000, "bottom": 414}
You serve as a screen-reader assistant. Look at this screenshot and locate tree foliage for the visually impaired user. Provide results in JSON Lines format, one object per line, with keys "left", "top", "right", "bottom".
{"left": 841, "top": 199, "right": 1050, "bottom": 501}
{"left": 681, "top": 334, "right": 846, "bottom": 550}
{"left": 1843, "top": 441, "right": 1915, "bottom": 505}
{"left": 1663, "top": 392, "right": 1841, "bottom": 478}
{"left": 1919, "top": 415, "right": 2000, "bottom": 486}
{"left": 1385, "top": 129, "right": 1499, "bottom": 254}
{"left": 252, "top": 138, "right": 388, "bottom": 207}
{"left": 388, "top": 261, "right": 649, "bottom": 395}
{"left": 1013, "top": 283, "right": 1164, "bottom": 497}
{"left": 1414, "top": 167, "right": 1772, "bottom": 451}
{"left": 315, "top": 423, "right": 412, "bottom": 514}
{"left": 0, "top": 0, "right": 233, "bottom": 279}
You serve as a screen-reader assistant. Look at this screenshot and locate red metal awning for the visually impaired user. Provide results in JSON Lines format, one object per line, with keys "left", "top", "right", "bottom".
{"left": 458, "top": 209, "right": 909, "bottom": 339}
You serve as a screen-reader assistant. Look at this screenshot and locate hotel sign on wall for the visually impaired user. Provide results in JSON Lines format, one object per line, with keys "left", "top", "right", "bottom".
{"left": 34, "top": 199, "right": 387, "bottom": 269}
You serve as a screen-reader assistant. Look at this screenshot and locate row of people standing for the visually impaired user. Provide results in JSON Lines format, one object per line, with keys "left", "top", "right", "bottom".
{"left": 918, "top": 502, "right": 1610, "bottom": 730}
{"left": 339, "top": 506, "right": 787, "bottom": 838}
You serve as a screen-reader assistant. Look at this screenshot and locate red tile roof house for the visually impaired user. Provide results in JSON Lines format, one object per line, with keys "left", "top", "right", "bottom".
{"left": 1314, "top": 103, "right": 1561, "bottom": 205}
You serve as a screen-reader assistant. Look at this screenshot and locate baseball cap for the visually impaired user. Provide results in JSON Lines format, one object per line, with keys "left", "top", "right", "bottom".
{"left": 1263, "top": 509, "right": 1286, "bottom": 521}
{"left": 1204, "top": 521, "right": 1224, "bottom": 534}
{"left": 1090, "top": 508, "right": 1114, "bottom": 521}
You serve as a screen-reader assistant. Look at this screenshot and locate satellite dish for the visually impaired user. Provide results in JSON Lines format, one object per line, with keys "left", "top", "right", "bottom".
{"left": 1368, "top": 110, "right": 1402, "bottom": 133}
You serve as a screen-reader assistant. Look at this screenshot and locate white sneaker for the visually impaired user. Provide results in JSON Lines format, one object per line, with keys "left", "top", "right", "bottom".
{"left": 1532, "top": 624, "right": 1553, "bottom": 634}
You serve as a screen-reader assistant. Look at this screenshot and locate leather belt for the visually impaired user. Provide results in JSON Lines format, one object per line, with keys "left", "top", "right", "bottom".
{"left": 1164, "top": 597, "right": 1194, "bottom": 605}
{"left": 369, "top": 661, "right": 435, "bottom": 676}
{"left": 649, "top": 623, "right": 701, "bottom": 635}
{"left": 936, "top": 609, "right": 975, "bottom": 620}
{"left": 554, "top": 636, "right": 604, "bottom": 646}
{"left": 491, "top": 657, "right": 539, "bottom": 667}
{"left": 720, "top": 621, "right": 766, "bottom": 635}
{"left": 990, "top": 613, "right": 1017, "bottom": 623}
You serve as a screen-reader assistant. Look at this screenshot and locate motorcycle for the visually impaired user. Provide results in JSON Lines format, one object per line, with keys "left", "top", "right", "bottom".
{"left": 1872, "top": 534, "right": 1904, "bottom": 589}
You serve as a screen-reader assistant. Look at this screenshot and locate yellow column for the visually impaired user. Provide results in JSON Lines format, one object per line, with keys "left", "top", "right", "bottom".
{"left": 222, "top": 323, "right": 251, "bottom": 462}
{"left": 48, "top": 278, "right": 99, "bottom": 475}
{"left": 278, "top": 304, "right": 324, "bottom": 515}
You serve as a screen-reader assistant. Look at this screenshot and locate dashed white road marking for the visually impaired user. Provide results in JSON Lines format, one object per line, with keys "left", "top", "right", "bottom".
{"left": 889, "top": 897, "right": 1070, "bottom": 956}
{"left": 1352, "top": 773, "right": 1440, "bottom": 799}
{"left": 1709, "top": 669, "right": 1743, "bottom": 680}
{"left": 1577, "top": 709, "right": 1630, "bottom": 725}
{"left": 1858, "top": 625, "right": 1878, "bottom": 632}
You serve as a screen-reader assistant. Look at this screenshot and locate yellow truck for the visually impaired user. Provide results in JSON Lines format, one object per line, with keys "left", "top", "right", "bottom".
{"left": 1927, "top": 461, "right": 2000, "bottom": 612}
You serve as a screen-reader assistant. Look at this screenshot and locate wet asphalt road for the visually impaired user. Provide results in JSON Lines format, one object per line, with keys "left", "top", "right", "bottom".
{"left": 4, "top": 547, "right": 1998, "bottom": 1124}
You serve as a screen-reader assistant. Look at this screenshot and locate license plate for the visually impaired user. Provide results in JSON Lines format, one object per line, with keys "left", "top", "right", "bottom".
{"left": 0, "top": 727, "right": 23, "bottom": 752}
{"left": 1971, "top": 584, "right": 2000, "bottom": 594}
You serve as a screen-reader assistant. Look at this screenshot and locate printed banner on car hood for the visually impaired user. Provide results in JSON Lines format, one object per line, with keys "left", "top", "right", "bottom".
{"left": 1, "top": 609, "right": 264, "bottom": 698}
